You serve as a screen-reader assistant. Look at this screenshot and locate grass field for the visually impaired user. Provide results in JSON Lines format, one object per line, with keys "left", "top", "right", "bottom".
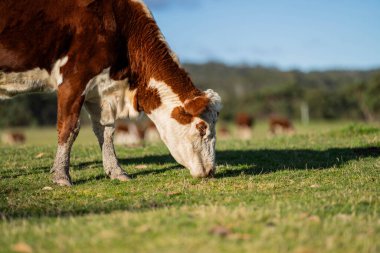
{"left": 0, "top": 122, "right": 379, "bottom": 253}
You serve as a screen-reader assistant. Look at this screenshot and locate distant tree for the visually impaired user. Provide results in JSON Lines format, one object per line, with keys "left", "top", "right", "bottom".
{"left": 364, "top": 73, "right": 380, "bottom": 121}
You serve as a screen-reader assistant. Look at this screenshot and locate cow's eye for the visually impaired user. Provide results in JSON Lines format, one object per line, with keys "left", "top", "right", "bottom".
{"left": 196, "top": 122, "right": 207, "bottom": 137}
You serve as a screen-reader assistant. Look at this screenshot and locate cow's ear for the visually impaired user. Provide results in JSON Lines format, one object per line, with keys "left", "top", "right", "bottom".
{"left": 183, "top": 96, "right": 209, "bottom": 117}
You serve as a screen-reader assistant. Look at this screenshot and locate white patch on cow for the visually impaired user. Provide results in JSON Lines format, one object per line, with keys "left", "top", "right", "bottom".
{"left": 146, "top": 78, "right": 184, "bottom": 156}
{"left": 148, "top": 78, "right": 181, "bottom": 108}
{"left": 204, "top": 89, "right": 222, "bottom": 113}
{"left": 0, "top": 68, "right": 49, "bottom": 99}
{"left": 0, "top": 56, "right": 68, "bottom": 99}
{"left": 84, "top": 68, "right": 140, "bottom": 126}
{"left": 52, "top": 56, "right": 68, "bottom": 86}
{"left": 147, "top": 79, "right": 185, "bottom": 136}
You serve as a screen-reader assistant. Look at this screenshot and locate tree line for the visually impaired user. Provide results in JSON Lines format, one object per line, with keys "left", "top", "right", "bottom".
{"left": 186, "top": 63, "right": 380, "bottom": 122}
{"left": 0, "top": 62, "right": 379, "bottom": 127}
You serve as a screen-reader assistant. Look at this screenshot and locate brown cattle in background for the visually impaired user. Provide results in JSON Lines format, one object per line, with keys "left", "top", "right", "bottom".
{"left": 217, "top": 124, "right": 231, "bottom": 140}
{"left": 235, "top": 113, "right": 254, "bottom": 140}
{"left": 1, "top": 132, "right": 26, "bottom": 145}
{"left": 269, "top": 116, "right": 294, "bottom": 135}
{"left": 235, "top": 113, "right": 254, "bottom": 128}
{"left": 114, "top": 119, "right": 160, "bottom": 146}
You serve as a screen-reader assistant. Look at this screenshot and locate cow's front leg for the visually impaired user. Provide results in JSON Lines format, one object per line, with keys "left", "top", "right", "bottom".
{"left": 85, "top": 101, "right": 130, "bottom": 181}
{"left": 51, "top": 78, "right": 86, "bottom": 186}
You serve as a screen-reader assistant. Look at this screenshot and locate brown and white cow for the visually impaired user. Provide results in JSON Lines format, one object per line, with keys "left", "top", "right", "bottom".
{"left": 269, "top": 116, "right": 294, "bottom": 135}
{"left": 0, "top": 0, "right": 222, "bottom": 186}
{"left": 1, "top": 131, "right": 26, "bottom": 145}
{"left": 235, "top": 113, "right": 254, "bottom": 140}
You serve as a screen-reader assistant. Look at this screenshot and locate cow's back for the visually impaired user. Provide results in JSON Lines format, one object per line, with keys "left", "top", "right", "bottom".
{"left": 0, "top": 0, "right": 81, "bottom": 72}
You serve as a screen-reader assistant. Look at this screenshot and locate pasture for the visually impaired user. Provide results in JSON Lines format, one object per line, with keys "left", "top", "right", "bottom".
{"left": 0, "top": 122, "right": 379, "bottom": 253}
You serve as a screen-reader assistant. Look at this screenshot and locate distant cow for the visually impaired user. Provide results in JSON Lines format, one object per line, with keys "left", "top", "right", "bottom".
{"left": 269, "top": 116, "right": 294, "bottom": 135}
{"left": 143, "top": 120, "right": 161, "bottom": 143}
{"left": 235, "top": 113, "right": 254, "bottom": 128}
{"left": 0, "top": 0, "right": 222, "bottom": 186}
{"left": 217, "top": 124, "right": 231, "bottom": 140}
{"left": 1, "top": 132, "right": 26, "bottom": 145}
{"left": 235, "top": 113, "right": 254, "bottom": 140}
{"left": 114, "top": 122, "right": 145, "bottom": 146}
{"left": 114, "top": 120, "right": 161, "bottom": 146}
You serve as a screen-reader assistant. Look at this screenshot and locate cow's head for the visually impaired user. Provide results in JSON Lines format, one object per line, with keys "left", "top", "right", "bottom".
{"left": 144, "top": 81, "right": 222, "bottom": 178}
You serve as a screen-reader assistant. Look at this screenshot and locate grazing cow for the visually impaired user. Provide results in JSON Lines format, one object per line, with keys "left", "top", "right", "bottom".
{"left": 235, "top": 113, "right": 254, "bottom": 140}
{"left": 0, "top": 0, "right": 222, "bottom": 186}
{"left": 114, "top": 122, "right": 145, "bottom": 146}
{"left": 1, "top": 132, "right": 26, "bottom": 145}
{"left": 269, "top": 116, "right": 294, "bottom": 135}
{"left": 235, "top": 113, "right": 254, "bottom": 128}
{"left": 143, "top": 120, "right": 161, "bottom": 143}
{"left": 217, "top": 124, "right": 232, "bottom": 140}
{"left": 114, "top": 120, "right": 161, "bottom": 145}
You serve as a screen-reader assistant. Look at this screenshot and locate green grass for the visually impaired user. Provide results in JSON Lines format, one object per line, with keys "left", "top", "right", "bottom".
{"left": 0, "top": 122, "right": 379, "bottom": 253}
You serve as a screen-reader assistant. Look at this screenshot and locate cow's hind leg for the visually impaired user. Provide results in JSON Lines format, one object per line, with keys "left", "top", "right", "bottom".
{"left": 84, "top": 101, "right": 130, "bottom": 181}
{"left": 51, "top": 120, "right": 81, "bottom": 186}
{"left": 51, "top": 77, "right": 87, "bottom": 186}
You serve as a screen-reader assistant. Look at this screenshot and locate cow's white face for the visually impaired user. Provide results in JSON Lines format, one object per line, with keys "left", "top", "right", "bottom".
{"left": 147, "top": 84, "right": 222, "bottom": 178}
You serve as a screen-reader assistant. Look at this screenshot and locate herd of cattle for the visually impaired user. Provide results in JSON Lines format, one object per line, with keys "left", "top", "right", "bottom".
{"left": 220, "top": 114, "right": 294, "bottom": 140}
{"left": 1, "top": 114, "right": 294, "bottom": 146}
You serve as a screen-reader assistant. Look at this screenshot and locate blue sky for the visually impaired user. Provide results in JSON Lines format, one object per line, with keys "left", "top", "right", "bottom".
{"left": 144, "top": 0, "right": 380, "bottom": 70}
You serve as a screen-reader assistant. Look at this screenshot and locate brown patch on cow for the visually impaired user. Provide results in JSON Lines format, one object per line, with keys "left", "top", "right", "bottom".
{"left": 196, "top": 122, "right": 208, "bottom": 137}
{"left": 171, "top": 106, "right": 194, "bottom": 125}
{"left": 184, "top": 96, "right": 210, "bottom": 117}
{"left": 137, "top": 87, "right": 161, "bottom": 114}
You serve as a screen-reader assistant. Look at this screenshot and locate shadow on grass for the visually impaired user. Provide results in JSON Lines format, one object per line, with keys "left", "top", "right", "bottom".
{"left": 128, "top": 165, "right": 180, "bottom": 178}
{"left": 214, "top": 146, "right": 380, "bottom": 178}
{"left": 72, "top": 146, "right": 380, "bottom": 179}
{"left": 0, "top": 146, "right": 378, "bottom": 219}
{"left": 115, "top": 146, "right": 380, "bottom": 178}
{"left": 73, "top": 165, "right": 180, "bottom": 185}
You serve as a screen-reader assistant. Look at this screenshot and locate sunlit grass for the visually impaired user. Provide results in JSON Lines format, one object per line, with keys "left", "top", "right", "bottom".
{"left": 0, "top": 122, "right": 379, "bottom": 253}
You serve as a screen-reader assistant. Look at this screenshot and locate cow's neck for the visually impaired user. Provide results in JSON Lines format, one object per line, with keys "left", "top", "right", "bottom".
{"left": 125, "top": 0, "right": 203, "bottom": 110}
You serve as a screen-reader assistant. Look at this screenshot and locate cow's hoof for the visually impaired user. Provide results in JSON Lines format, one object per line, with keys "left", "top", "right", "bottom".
{"left": 53, "top": 176, "right": 72, "bottom": 186}
{"left": 110, "top": 172, "right": 131, "bottom": 182}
